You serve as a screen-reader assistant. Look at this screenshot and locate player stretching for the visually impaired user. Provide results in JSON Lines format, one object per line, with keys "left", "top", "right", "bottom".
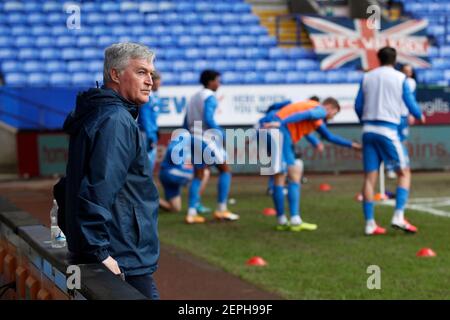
{"left": 262, "top": 98, "right": 361, "bottom": 232}
{"left": 355, "top": 47, "right": 425, "bottom": 236}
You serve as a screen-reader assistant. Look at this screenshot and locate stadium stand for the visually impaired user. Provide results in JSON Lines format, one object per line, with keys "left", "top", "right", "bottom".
{"left": 0, "top": 0, "right": 448, "bottom": 87}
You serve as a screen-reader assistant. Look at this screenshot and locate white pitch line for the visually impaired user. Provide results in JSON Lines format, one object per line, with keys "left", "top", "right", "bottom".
{"left": 380, "top": 198, "right": 450, "bottom": 218}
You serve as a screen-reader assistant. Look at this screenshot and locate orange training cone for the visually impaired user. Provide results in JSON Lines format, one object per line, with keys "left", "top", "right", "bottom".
{"left": 374, "top": 193, "right": 388, "bottom": 201}
{"left": 416, "top": 248, "right": 436, "bottom": 258}
{"left": 262, "top": 208, "right": 277, "bottom": 216}
{"left": 246, "top": 256, "right": 267, "bottom": 266}
{"left": 319, "top": 183, "right": 331, "bottom": 192}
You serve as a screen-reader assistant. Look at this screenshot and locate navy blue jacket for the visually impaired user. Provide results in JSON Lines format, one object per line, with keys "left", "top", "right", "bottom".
{"left": 63, "top": 87, "right": 159, "bottom": 276}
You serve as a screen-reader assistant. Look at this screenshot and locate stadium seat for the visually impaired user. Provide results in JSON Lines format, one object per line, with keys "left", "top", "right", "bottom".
{"left": 45, "top": 61, "right": 66, "bottom": 73}
{"left": 0, "top": 48, "right": 16, "bottom": 60}
{"left": 49, "top": 72, "right": 71, "bottom": 86}
{"left": 222, "top": 71, "right": 241, "bottom": 84}
{"left": 172, "top": 60, "right": 192, "bottom": 72}
{"left": 255, "top": 60, "right": 276, "bottom": 71}
{"left": 286, "top": 72, "right": 307, "bottom": 83}
{"left": 244, "top": 48, "right": 269, "bottom": 59}
{"left": 243, "top": 72, "right": 264, "bottom": 84}
{"left": 23, "top": 61, "right": 41, "bottom": 73}
{"left": 2, "top": 60, "right": 21, "bottom": 73}
{"left": 28, "top": 73, "right": 49, "bottom": 87}
{"left": 193, "top": 60, "right": 209, "bottom": 72}
{"left": 61, "top": 48, "right": 80, "bottom": 60}
{"left": 440, "top": 46, "right": 450, "bottom": 57}
{"left": 257, "top": 36, "right": 277, "bottom": 47}
{"left": 198, "top": 36, "right": 216, "bottom": 47}
{"left": 40, "top": 48, "right": 61, "bottom": 60}
{"left": 185, "top": 48, "right": 204, "bottom": 60}
{"left": 35, "top": 36, "right": 56, "bottom": 48}
{"left": 325, "top": 71, "right": 347, "bottom": 83}
{"left": 15, "top": 36, "right": 34, "bottom": 47}
{"left": 306, "top": 71, "right": 327, "bottom": 83}
{"left": 432, "top": 58, "right": 450, "bottom": 69}
{"left": 205, "top": 47, "right": 226, "bottom": 59}
{"left": 264, "top": 72, "right": 285, "bottom": 84}
{"left": 225, "top": 47, "right": 245, "bottom": 59}
{"left": 160, "top": 72, "right": 178, "bottom": 85}
{"left": 67, "top": 61, "right": 88, "bottom": 73}
{"left": 296, "top": 60, "right": 320, "bottom": 70}
{"left": 27, "top": 13, "right": 46, "bottom": 24}
{"left": 177, "top": 36, "right": 196, "bottom": 47}
{"left": 18, "top": 48, "right": 40, "bottom": 60}
{"left": 238, "top": 36, "right": 258, "bottom": 47}
{"left": 221, "top": 14, "right": 240, "bottom": 25}
{"left": 213, "top": 60, "right": 234, "bottom": 72}
{"left": 0, "top": 36, "right": 13, "bottom": 47}
{"left": 235, "top": 59, "right": 256, "bottom": 72}
{"left": 72, "top": 73, "right": 93, "bottom": 87}
{"left": 175, "top": 2, "right": 195, "bottom": 13}
{"left": 346, "top": 71, "right": 364, "bottom": 83}
{"left": 218, "top": 36, "right": 237, "bottom": 47}
{"left": 275, "top": 60, "right": 296, "bottom": 71}
{"left": 179, "top": 72, "right": 198, "bottom": 85}
{"left": 5, "top": 73, "right": 27, "bottom": 86}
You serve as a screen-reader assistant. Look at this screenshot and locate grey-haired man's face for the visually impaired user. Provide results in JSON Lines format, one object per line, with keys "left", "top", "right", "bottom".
{"left": 112, "top": 58, "right": 154, "bottom": 105}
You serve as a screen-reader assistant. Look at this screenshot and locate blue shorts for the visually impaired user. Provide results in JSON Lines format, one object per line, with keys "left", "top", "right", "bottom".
{"left": 190, "top": 133, "right": 227, "bottom": 169}
{"left": 159, "top": 167, "right": 193, "bottom": 200}
{"left": 362, "top": 126, "right": 410, "bottom": 173}
{"left": 398, "top": 116, "right": 409, "bottom": 142}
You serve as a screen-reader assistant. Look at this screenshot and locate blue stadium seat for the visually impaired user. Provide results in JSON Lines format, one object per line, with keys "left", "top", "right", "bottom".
{"left": 221, "top": 14, "right": 240, "bottom": 25}
{"left": 28, "top": 73, "right": 49, "bottom": 87}
{"left": 440, "top": 46, "right": 450, "bottom": 57}
{"left": 15, "top": 36, "right": 34, "bottom": 47}
{"left": 255, "top": 60, "right": 275, "bottom": 71}
{"left": 170, "top": 25, "right": 186, "bottom": 36}
{"left": 145, "top": 13, "right": 161, "bottom": 24}
{"left": 432, "top": 58, "right": 450, "bottom": 69}
{"left": 428, "top": 46, "right": 439, "bottom": 58}
{"left": 72, "top": 73, "right": 93, "bottom": 87}
{"left": 257, "top": 36, "right": 277, "bottom": 47}
{"left": 160, "top": 36, "right": 176, "bottom": 47}
{"left": 181, "top": 12, "right": 198, "bottom": 25}
{"left": 213, "top": 3, "right": 233, "bottom": 13}
{"left": 51, "top": 26, "right": 69, "bottom": 36}
{"left": 155, "top": 60, "right": 172, "bottom": 72}
{"left": 40, "top": 48, "right": 61, "bottom": 60}
{"left": 234, "top": 59, "right": 256, "bottom": 72}
{"left": 346, "top": 71, "right": 364, "bottom": 83}
{"left": 238, "top": 36, "right": 258, "bottom": 47}
{"left": 3, "top": 1, "right": 24, "bottom": 12}
{"left": 121, "top": 1, "right": 139, "bottom": 12}
{"left": 11, "top": 26, "right": 28, "bottom": 36}
{"left": 131, "top": 25, "right": 147, "bottom": 36}
{"left": 158, "top": 1, "right": 176, "bottom": 12}
{"left": 161, "top": 72, "right": 178, "bottom": 85}
{"left": 31, "top": 26, "right": 51, "bottom": 36}
{"left": 56, "top": 36, "right": 77, "bottom": 47}
{"left": 247, "top": 25, "right": 267, "bottom": 36}
{"left": 47, "top": 13, "right": 65, "bottom": 25}
{"left": 45, "top": 61, "right": 66, "bottom": 73}
{"left": 243, "top": 72, "right": 264, "bottom": 84}
{"left": 240, "top": 14, "right": 259, "bottom": 25}
{"left": 306, "top": 71, "right": 326, "bottom": 83}
{"left": 49, "top": 73, "right": 71, "bottom": 86}
{"left": 139, "top": 2, "right": 159, "bottom": 13}
{"left": 179, "top": 72, "right": 198, "bottom": 85}
{"left": 82, "top": 48, "right": 102, "bottom": 60}
{"left": 189, "top": 25, "right": 205, "bottom": 36}
{"left": 0, "top": 25, "right": 9, "bottom": 36}
{"left": 27, "top": 13, "right": 46, "bottom": 24}
{"left": 296, "top": 60, "right": 319, "bottom": 70}
{"left": 222, "top": 71, "right": 241, "bottom": 84}
{"left": 325, "top": 71, "right": 347, "bottom": 83}
{"left": 82, "top": 2, "right": 98, "bottom": 12}
{"left": 185, "top": 48, "right": 204, "bottom": 60}
{"left": 23, "top": 61, "right": 41, "bottom": 72}
{"left": 198, "top": 36, "right": 216, "bottom": 47}
{"left": 62, "top": 48, "right": 80, "bottom": 60}
{"left": 67, "top": 61, "right": 88, "bottom": 73}
{"left": 209, "top": 25, "right": 227, "bottom": 36}
{"left": 111, "top": 25, "right": 129, "bottom": 36}
{"left": 164, "top": 48, "right": 185, "bottom": 59}
{"left": 205, "top": 47, "right": 226, "bottom": 59}
{"left": 101, "top": 2, "right": 120, "bottom": 12}
{"left": 149, "top": 25, "right": 166, "bottom": 36}
{"left": 269, "top": 47, "right": 288, "bottom": 59}
{"left": 172, "top": 61, "right": 192, "bottom": 72}
{"left": 228, "top": 25, "right": 244, "bottom": 35}
{"left": 162, "top": 13, "right": 180, "bottom": 25}
{"left": 138, "top": 35, "right": 158, "bottom": 46}
{"left": 0, "top": 48, "right": 17, "bottom": 60}
{"left": 218, "top": 36, "right": 237, "bottom": 47}
{"left": 0, "top": 36, "right": 13, "bottom": 47}
{"left": 42, "top": 2, "right": 62, "bottom": 12}
{"left": 98, "top": 35, "right": 118, "bottom": 47}
{"left": 193, "top": 60, "right": 209, "bottom": 72}
{"left": 213, "top": 60, "right": 234, "bottom": 72}
{"left": 77, "top": 36, "right": 96, "bottom": 47}
{"left": 286, "top": 72, "right": 307, "bottom": 83}
{"left": 232, "top": 3, "right": 251, "bottom": 13}
{"left": 264, "top": 72, "right": 285, "bottom": 84}
{"left": 18, "top": 48, "right": 40, "bottom": 60}
{"left": 201, "top": 13, "right": 218, "bottom": 24}
{"left": 244, "top": 48, "right": 269, "bottom": 59}
{"left": 35, "top": 36, "right": 55, "bottom": 48}
{"left": 24, "top": 2, "right": 41, "bottom": 12}
{"left": 288, "top": 48, "right": 316, "bottom": 59}
{"left": 175, "top": 2, "right": 195, "bottom": 13}
{"left": 7, "top": 13, "right": 25, "bottom": 24}
{"left": 225, "top": 47, "right": 245, "bottom": 59}
{"left": 177, "top": 36, "right": 197, "bottom": 47}
{"left": 2, "top": 60, "right": 21, "bottom": 73}
{"left": 275, "top": 60, "right": 296, "bottom": 71}
{"left": 195, "top": 2, "right": 213, "bottom": 12}
{"left": 5, "top": 73, "right": 27, "bottom": 86}
{"left": 86, "top": 13, "right": 104, "bottom": 25}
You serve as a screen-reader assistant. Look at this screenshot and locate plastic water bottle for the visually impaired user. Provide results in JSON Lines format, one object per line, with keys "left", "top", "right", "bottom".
{"left": 50, "top": 199, "right": 66, "bottom": 248}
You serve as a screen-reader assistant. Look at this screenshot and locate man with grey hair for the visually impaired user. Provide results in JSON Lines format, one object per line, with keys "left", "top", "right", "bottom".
{"left": 63, "top": 43, "right": 160, "bottom": 299}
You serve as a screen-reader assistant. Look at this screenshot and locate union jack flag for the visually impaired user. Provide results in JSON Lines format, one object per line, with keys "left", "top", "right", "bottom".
{"left": 302, "top": 16, "right": 430, "bottom": 70}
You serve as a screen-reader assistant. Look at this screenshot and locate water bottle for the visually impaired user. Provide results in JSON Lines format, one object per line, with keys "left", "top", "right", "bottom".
{"left": 50, "top": 199, "right": 66, "bottom": 248}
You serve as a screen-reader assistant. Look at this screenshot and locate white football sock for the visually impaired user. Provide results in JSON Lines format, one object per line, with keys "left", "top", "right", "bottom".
{"left": 217, "top": 203, "right": 227, "bottom": 212}
{"left": 188, "top": 208, "right": 198, "bottom": 216}
{"left": 290, "top": 215, "right": 302, "bottom": 226}
{"left": 277, "top": 215, "right": 288, "bottom": 225}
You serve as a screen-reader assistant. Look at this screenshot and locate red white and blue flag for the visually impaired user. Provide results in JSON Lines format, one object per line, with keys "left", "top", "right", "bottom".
{"left": 302, "top": 16, "right": 430, "bottom": 70}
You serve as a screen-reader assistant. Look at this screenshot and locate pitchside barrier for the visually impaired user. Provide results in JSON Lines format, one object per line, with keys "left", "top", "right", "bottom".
{"left": 0, "top": 196, "right": 147, "bottom": 300}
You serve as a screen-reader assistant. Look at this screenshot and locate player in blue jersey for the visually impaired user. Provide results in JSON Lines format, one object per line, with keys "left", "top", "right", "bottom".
{"left": 158, "top": 131, "right": 211, "bottom": 213}
{"left": 183, "top": 70, "right": 239, "bottom": 224}
{"left": 355, "top": 47, "right": 425, "bottom": 236}
{"left": 138, "top": 71, "right": 161, "bottom": 173}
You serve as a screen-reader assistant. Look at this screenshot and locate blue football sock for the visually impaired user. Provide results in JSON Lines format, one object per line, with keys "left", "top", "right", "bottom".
{"left": 363, "top": 201, "right": 374, "bottom": 221}
{"left": 188, "top": 177, "right": 202, "bottom": 209}
{"left": 395, "top": 187, "right": 409, "bottom": 211}
{"left": 273, "top": 185, "right": 285, "bottom": 217}
{"left": 267, "top": 176, "right": 274, "bottom": 193}
{"left": 287, "top": 182, "right": 300, "bottom": 217}
{"left": 218, "top": 172, "right": 231, "bottom": 205}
